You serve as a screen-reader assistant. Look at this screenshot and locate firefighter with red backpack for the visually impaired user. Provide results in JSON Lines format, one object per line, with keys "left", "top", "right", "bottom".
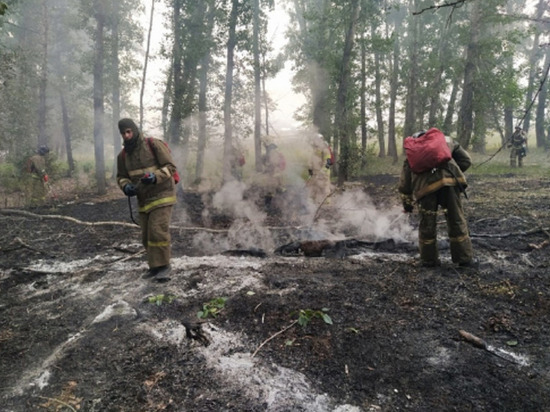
{"left": 116, "top": 118, "right": 178, "bottom": 282}
{"left": 398, "top": 128, "right": 475, "bottom": 268}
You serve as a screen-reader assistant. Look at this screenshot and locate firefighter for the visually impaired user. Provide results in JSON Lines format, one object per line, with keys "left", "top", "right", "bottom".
{"left": 25, "top": 145, "right": 50, "bottom": 206}
{"left": 398, "top": 132, "right": 474, "bottom": 267}
{"left": 307, "top": 134, "right": 333, "bottom": 205}
{"left": 116, "top": 118, "right": 177, "bottom": 282}
{"left": 230, "top": 144, "right": 246, "bottom": 181}
{"left": 508, "top": 126, "right": 527, "bottom": 168}
{"left": 261, "top": 143, "right": 286, "bottom": 213}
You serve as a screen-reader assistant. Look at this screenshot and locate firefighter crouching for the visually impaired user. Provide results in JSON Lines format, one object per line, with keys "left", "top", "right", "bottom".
{"left": 116, "top": 118, "right": 177, "bottom": 282}
{"left": 399, "top": 132, "right": 474, "bottom": 268}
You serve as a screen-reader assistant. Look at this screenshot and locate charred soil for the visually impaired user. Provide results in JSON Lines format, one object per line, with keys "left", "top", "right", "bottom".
{"left": 1, "top": 173, "right": 550, "bottom": 411}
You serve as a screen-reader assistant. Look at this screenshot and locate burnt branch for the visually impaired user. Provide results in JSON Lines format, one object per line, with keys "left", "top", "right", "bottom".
{"left": 412, "top": 0, "right": 469, "bottom": 16}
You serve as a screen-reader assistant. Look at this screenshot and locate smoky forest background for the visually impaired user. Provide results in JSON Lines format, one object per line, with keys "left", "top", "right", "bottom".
{"left": 0, "top": 0, "right": 549, "bottom": 202}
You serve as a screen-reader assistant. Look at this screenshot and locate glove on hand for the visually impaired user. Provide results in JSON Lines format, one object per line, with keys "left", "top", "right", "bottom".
{"left": 403, "top": 202, "right": 414, "bottom": 213}
{"left": 325, "top": 158, "right": 333, "bottom": 169}
{"left": 141, "top": 172, "right": 156, "bottom": 184}
{"left": 123, "top": 184, "right": 137, "bottom": 197}
{"left": 43, "top": 174, "right": 49, "bottom": 182}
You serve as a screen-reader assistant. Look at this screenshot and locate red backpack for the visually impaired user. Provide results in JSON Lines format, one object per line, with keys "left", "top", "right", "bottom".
{"left": 403, "top": 128, "right": 452, "bottom": 173}
{"left": 122, "top": 137, "right": 180, "bottom": 184}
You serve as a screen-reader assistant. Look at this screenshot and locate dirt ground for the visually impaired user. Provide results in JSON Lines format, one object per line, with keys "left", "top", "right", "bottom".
{"left": 1, "top": 173, "right": 550, "bottom": 411}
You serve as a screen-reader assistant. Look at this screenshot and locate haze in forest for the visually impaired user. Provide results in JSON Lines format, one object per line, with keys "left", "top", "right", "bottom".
{"left": 0, "top": 0, "right": 549, "bottom": 199}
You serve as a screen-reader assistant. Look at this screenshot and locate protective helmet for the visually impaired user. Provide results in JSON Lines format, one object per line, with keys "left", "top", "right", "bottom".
{"left": 412, "top": 130, "right": 426, "bottom": 139}
{"left": 515, "top": 126, "right": 521, "bottom": 130}
{"left": 266, "top": 143, "right": 278, "bottom": 150}
{"left": 37, "top": 145, "right": 50, "bottom": 156}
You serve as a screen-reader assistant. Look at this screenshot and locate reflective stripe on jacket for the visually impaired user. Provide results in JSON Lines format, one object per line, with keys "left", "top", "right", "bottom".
{"left": 117, "top": 135, "right": 177, "bottom": 213}
{"left": 399, "top": 141, "right": 471, "bottom": 201}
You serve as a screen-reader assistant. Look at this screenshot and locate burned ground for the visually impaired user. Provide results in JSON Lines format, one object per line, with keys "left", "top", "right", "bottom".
{"left": 1, "top": 173, "right": 550, "bottom": 411}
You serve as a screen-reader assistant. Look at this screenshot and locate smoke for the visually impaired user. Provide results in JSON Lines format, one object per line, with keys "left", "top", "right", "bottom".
{"left": 173, "top": 133, "right": 415, "bottom": 254}
{"left": 328, "top": 189, "right": 415, "bottom": 243}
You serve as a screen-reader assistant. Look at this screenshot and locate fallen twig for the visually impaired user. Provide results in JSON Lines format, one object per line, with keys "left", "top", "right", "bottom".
{"left": 0, "top": 209, "right": 137, "bottom": 228}
{"left": 37, "top": 395, "right": 77, "bottom": 412}
{"left": 0, "top": 209, "right": 315, "bottom": 233}
{"left": 252, "top": 319, "right": 298, "bottom": 358}
{"left": 471, "top": 227, "right": 550, "bottom": 239}
{"left": 1, "top": 237, "right": 50, "bottom": 255}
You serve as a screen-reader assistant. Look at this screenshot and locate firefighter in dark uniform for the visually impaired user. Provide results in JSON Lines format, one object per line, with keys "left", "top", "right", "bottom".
{"left": 508, "top": 126, "right": 527, "bottom": 168}
{"left": 116, "top": 118, "right": 177, "bottom": 281}
{"left": 399, "top": 132, "right": 474, "bottom": 267}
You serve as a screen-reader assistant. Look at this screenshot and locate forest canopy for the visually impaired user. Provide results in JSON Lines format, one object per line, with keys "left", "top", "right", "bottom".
{"left": 0, "top": 0, "right": 548, "bottom": 193}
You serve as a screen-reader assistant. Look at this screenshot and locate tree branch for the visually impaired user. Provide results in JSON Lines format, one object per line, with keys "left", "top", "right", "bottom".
{"left": 412, "top": 0, "right": 470, "bottom": 16}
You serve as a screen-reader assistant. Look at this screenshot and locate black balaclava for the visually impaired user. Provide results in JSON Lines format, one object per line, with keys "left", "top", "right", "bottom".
{"left": 118, "top": 118, "right": 140, "bottom": 153}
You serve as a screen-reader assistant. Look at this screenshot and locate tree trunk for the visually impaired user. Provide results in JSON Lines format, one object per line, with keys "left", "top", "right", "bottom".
{"left": 336, "top": 0, "right": 360, "bottom": 186}
{"left": 169, "top": 0, "right": 184, "bottom": 145}
{"left": 403, "top": 0, "right": 419, "bottom": 138}
{"left": 457, "top": 1, "right": 481, "bottom": 149}
{"left": 372, "top": 26, "right": 385, "bottom": 158}
{"left": 443, "top": 76, "right": 459, "bottom": 135}
{"left": 93, "top": 0, "right": 106, "bottom": 195}
{"left": 387, "top": 28, "right": 399, "bottom": 163}
{"left": 195, "top": 3, "right": 215, "bottom": 183}
{"left": 59, "top": 91, "right": 74, "bottom": 176}
{"left": 253, "top": 0, "right": 262, "bottom": 173}
{"left": 223, "top": 0, "right": 239, "bottom": 182}
{"left": 37, "top": 0, "right": 49, "bottom": 148}
{"left": 140, "top": 0, "right": 155, "bottom": 130}
{"left": 428, "top": 20, "right": 449, "bottom": 127}
{"left": 195, "top": 52, "right": 210, "bottom": 184}
{"left": 360, "top": 32, "right": 367, "bottom": 171}
{"left": 535, "top": 54, "right": 550, "bottom": 149}
{"left": 111, "top": 1, "right": 121, "bottom": 180}
{"left": 522, "top": 0, "right": 545, "bottom": 134}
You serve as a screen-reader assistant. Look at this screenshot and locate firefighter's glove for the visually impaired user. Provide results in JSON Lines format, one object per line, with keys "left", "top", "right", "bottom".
{"left": 403, "top": 203, "right": 414, "bottom": 213}
{"left": 325, "top": 158, "right": 333, "bottom": 169}
{"left": 43, "top": 174, "right": 49, "bottom": 182}
{"left": 123, "top": 184, "right": 137, "bottom": 197}
{"left": 141, "top": 172, "right": 156, "bottom": 184}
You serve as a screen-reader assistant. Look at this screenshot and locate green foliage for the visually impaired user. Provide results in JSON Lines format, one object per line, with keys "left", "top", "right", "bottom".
{"left": 292, "top": 308, "right": 333, "bottom": 327}
{"left": 197, "top": 297, "right": 227, "bottom": 319}
{"left": 468, "top": 148, "right": 550, "bottom": 178}
{"left": 146, "top": 294, "right": 176, "bottom": 306}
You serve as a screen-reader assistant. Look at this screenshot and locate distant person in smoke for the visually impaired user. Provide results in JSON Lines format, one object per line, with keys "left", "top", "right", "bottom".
{"left": 116, "top": 118, "right": 177, "bottom": 282}
{"left": 306, "top": 134, "right": 334, "bottom": 205}
{"left": 507, "top": 126, "right": 527, "bottom": 168}
{"left": 230, "top": 144, "right": 246, "bottom": 181}
{"left": 398, "top": 129, "right": 475, "bottom": 268}
{"left": 261, "top": 143, "right": 286, "bottom": 212}
{"left": 25, "top": 145, "right": 50, "bottom": 206}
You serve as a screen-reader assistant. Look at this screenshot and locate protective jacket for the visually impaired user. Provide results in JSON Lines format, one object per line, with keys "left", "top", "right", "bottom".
{"left": 509, "top": 130, "right": 527, "bottom": 149}
{"left": 399, "top": 139, "right": 471, "bottom": 202}
{"left": 117, "top": 135, "right": 177, "bottom": 213}
{"left": 27, "top": 154, "right": 48, "bottom": 180}
{"left": 399, "top": 137, "right": 473, "bottom": 266}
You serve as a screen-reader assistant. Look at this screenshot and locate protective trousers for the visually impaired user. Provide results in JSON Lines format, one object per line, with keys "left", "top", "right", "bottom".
{"left": 510, "top": 147, "right": 523, "bottom": 167}
{"left": 417, "top": 186, "right": 473, "bottom": 265}
{"left": 139, "top": 205, "right": 173, "bottom": 268}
